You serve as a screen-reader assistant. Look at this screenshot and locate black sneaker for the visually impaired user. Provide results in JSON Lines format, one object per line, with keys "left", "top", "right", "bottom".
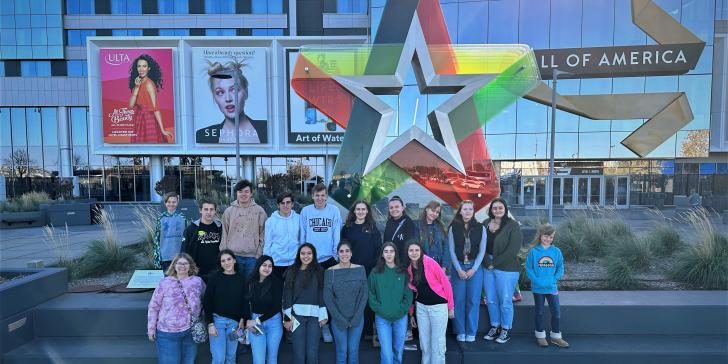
{"left": 495, "top": 329, "right": 510, "bottom": 344}
{"left": 483, "top": 326, "right": 499, "bottom": 341}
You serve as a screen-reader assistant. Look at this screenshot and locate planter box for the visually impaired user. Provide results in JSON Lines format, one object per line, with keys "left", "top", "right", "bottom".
{"left": 0, "top": 268, "right": 67, "bottom": 356}
{"left": 40, "top": 202, "right": 95, "bottom": 226}
{"left": 0, "top": 211, "right": 46, "bottom": 229}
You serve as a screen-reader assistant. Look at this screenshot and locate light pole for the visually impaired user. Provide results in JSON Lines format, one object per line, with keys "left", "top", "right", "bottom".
{"left": 211, "top": 71, "right": 241, "bottom": 188}
{"left": 548, "top": 68, "right": 570, "bottom": 224}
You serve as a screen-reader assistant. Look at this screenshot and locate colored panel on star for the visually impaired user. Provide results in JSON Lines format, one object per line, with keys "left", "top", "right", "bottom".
{"left": 296, "top": 45, "right": 404, "bottom": 76}
{"left": 356, "top": 160, "right": 410, "bottom": 203}
{"left": 450, "top": 50, "right": 541, "bottom": 141}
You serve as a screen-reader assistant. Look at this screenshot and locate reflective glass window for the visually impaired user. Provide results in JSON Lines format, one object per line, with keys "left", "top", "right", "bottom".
{"left": 253, "top": 0, "right": 284, "bottom": 13}
{"left": 336, "top": 0, "right": 367, "bottom": 13}
{"left": 66, "top": 0, "right": 95, "bottom": 14}
{"left": 46, "top": 0, "right": 62, "bottom": 13}
{"left": 609, "top": 132, "right": 634, "bottom": 157}
{"left": 41, "top": 108, "right": 58, "bottom": 146}
{"left": 554, "top": 133, "right": 579, "bottom": 159}
{"left": 31, "top": 29, "right": 47, "bottom": 45}
{"left": 486, "top": 103, "right": 517, "bottom": 134}
{"left": 251, "top": 29, "right": 284, "bottom": 36}
{"left": 111, "top": 0, "right": 141, "bottom": 14}
{"left": 550, "top": 0, "right": 582, "bottom": 48}
{"left": 0, "top": 61, "right": 4, "bottom": 76}
{"left": 14, "top": 0, "right": 30, "bottom": 14}
{"left": 485, "top": 134, "right": 516, "bottom": 160}
{"left": 579, "top": 79, "right": 612, "bottom": 132}
{"left": 0, "top": 109, "right": 11, "bottom": 147}
{"left": 457, "top": 1, "right": 487, "bottom": 44}
{"left": 26, "top": 108, "right": 42, "bottom": 147}
{"left": 682, "top": 0, "right": 714, "bottom": 46}
{"left": 578, "top": 132, "right": 611, "bottom": 158}
{"left": 678, "top": 74, "right": 711, "bottom": 130}
{"left": 205, "top": 0, "right": 235, "bottom": 14}
{"left": 689, "top": 45, "right": 712, "bottom": 75}
{"left": 67, "top": 60, "right": 87, "bottom": 76}
{"left": 47, "top": 28, "right": 63, "bottom": 45}
{"left": 614, "top": 0, "right": 646, "bottom": 45}
{"left": 582, "top": 0, "right": 614, "bottom": 47}
{"left": 516, "top": 99, "right": 547, "bottom": 133}
{"left": 159, "top": 29, "right": 190, "bottom": 36}
{"left": 11, "top": 108, "right": 27, "bottom": 146}
{"left": 488, "top": 0, "right": 518, "bottom": 43}
{"left": 549, "top": 79, "right": 580, "bottom": 132}
{"left": 519, "top": 0, "right": 550, "bottom": 49}
{"left": 516, "top": 133, "right": 548, "bottom": 159}
{"left": 70, "top": 107, "right": 88, "bottom": 146}
{"left": 205, "top": 29, "right": 236, "bottom": 36}
{"left": 158, "top": 0, "right": 189, "bottom": 14}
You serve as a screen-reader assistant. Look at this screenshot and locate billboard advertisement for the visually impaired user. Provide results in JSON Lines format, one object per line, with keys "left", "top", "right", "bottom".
{"left": 192, "top": 47, "right": 269, "bottom": 144}
{"left": 286, "top": 49, "right": 344, "bottom": 144}
{"left": 100, "top": 48, "right": 175, "bottom": 144}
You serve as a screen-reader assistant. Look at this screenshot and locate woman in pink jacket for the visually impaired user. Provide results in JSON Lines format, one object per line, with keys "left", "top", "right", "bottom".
{"left": 405, "top": 241, "right": 454, "bottom": 364}
{"left": 147, "top": 253, "right": 205, "bottom": 364}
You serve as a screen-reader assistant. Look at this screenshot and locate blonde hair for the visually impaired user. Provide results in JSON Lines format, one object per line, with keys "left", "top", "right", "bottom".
{"left": 530, "top": 223, "right": 556, "bottom": 246}
{"left": 207, "top": 60, "right": 249, "bottom": 93}
{"left": 165, "top": 253, "right": 200, "bottom": 277}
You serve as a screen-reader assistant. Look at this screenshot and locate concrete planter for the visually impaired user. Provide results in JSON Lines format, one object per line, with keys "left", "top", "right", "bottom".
{"left": 40, "top": 201, "right": 95, "bottom": 226}
{"left": 0, "top": 211, "right": 46, "bottom": 229}
{"left": 0, "top": 268, "right": 67, "bottom": 356}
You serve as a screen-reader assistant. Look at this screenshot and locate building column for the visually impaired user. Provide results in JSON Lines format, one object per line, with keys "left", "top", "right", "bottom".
{"left": 150, "top": 156, "right": 164, "bottom": 203}
{"left": 57, "top": 106, "right": 79, "bottom": 196}
{"left": 325, "top": 155, "right": 336, "bottom": 185}
{"left": 288, "top": 0, "right": 297, "bottom": 36}
{"left": 243, "top": 156, "right": 255, "bottom": 182}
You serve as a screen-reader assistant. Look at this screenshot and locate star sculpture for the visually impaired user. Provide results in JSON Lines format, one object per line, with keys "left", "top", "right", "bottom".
{"left": 291, "top": 0, "right": 541, "bottom": 213}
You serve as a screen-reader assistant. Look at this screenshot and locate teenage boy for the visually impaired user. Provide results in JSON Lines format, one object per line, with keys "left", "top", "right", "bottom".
{"left": 299, "top": 183, "right": 342, "bottom": 343}
{"left": 221, "top": 179, "right": 268, "bottom": 280}
{"left": 264, "top": 191, "right": 301, "bottom": 280}
{"left": 182, "top": 199, "right": 222, "bottom": 280}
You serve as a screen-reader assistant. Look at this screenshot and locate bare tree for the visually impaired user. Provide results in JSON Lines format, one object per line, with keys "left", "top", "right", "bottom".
{"left": 2, "top": 150, "right": 34, "bottom": 178}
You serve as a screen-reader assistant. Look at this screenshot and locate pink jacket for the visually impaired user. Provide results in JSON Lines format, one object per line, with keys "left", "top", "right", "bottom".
{"left": 407, "top": 255, "right": 454, "bottom": 313}
{"left": 147, "top": 276, "right": 205, "bottom": 335}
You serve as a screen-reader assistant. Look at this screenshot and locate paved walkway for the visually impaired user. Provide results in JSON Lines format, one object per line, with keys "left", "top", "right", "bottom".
{"left": 0, "top": 205, "right": 146, "bottom": 269}
{"left": 1, "top": 204, "right": 726, "bottom": 269}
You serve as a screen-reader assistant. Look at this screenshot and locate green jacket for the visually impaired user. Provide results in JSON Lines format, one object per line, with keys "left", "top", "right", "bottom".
{"left": 482, "top": 218, "right": 522, "bottom": 272}
{"left": 367, "top": 266, "right": 413, "bottom": 322}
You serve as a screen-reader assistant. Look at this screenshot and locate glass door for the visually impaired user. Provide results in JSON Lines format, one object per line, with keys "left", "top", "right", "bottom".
{"left": 606, "top": 176, "right": 630, "bottom": 208}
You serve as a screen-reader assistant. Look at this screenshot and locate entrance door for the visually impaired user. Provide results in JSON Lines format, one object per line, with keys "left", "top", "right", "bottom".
{"left": 571, "top": 176, "right": 604, "bottom": 207}
{"left": 606, "top": 176, "right": 630, "bottom": 208}
{"left": 521, "top": 176, "right": 547, "bottom": 207}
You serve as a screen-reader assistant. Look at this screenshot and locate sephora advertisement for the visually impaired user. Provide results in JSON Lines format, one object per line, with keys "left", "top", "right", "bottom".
{"left": 286, "top": 50, "right": 344, "bottom": 144}
{"left": 100, "top": 48, "right": 175, "bottom": 144}
{"left": 192, "top": 47, "right": 269, "bottom": 144}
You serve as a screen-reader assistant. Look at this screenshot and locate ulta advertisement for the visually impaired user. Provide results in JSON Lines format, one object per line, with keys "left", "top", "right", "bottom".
{"left": 192, "top": 47, "right": 268, "bottom": 144}
{"left": 286, "top": 49, "right": 344, "bottom": 144}
{"left": 100, "top": 48, "right": 175, "bottom": 144}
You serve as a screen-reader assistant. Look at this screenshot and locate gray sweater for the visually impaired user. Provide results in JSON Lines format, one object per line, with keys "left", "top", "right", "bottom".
{"left": 323, "top": 266, "right": 368, "bottom": 329}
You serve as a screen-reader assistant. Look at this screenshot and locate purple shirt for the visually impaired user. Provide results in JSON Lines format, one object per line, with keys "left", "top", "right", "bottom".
{"left": 147, "top": 276, "right": 205, "bottom": 335}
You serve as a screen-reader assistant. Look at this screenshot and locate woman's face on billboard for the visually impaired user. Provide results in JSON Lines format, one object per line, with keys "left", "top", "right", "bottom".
{"left": 136, "top": 59, "right": 149, "bottom": 78}
{"left": 212, "top": 78, "right": 247, "bottom": 120}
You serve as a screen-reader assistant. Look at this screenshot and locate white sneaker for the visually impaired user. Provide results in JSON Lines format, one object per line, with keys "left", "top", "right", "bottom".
{"left": 465, "top": 335, "right": 476, "bottom": 342}
{"left": 456, "top": 334, "right": 466, "bottom": 342}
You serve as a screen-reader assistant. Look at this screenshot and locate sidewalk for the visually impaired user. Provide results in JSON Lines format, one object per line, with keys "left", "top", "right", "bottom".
{"left": 0, "top": 205, "right": 146, "bottom": 269}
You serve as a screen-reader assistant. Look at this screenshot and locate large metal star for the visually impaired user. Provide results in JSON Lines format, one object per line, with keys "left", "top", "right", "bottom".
{"left": 291, "top": 0, "right": 540, "bottom": 210}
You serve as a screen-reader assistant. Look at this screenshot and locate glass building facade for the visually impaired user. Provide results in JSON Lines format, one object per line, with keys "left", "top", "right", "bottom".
{"left": 0, "top": 0, "right": 726, "bottom": 208}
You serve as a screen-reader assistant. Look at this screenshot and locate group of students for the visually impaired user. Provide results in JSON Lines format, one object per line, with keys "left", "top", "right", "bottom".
{"left": 147, "top": 181, "right": 569, "bottom": 364}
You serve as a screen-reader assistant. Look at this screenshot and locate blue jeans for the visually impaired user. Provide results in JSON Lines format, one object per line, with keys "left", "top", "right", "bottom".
{"left": 483, "top": 267, "right": 520, "bottom": 329}
{"left": 155, "top": 329, "right": 196, "bottom": 364}
{"left": 249, "top": 313, "right": 283, "bottom": 364}
{"left": 450, "top": 262, "right": 483, "bottom": 336}
{"left": 533, "top": 293, "right": 561, "bottom": 333}
{"left": 209, "top": 314, "right": 239, "bottom": 364}
{"left": 236, "top": 256, "right": 257, "bottom": 280}
{"left": 375, "top": 314, "right": 407, "bottom": 364}
{"left": 330, "top": 318, "right": 364, "bottom": 364}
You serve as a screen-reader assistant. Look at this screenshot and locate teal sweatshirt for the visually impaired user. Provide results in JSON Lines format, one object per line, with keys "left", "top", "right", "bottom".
{"left": 525, "top": 244, "right": 564, "bottom": 294}
{"left": 368, "top": 266, "right": 413, "bottom": 322}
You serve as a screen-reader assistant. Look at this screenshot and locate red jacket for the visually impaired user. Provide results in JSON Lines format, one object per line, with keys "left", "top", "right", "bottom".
{"left": 407, "top": 254, "right": 454, "bottom": 313}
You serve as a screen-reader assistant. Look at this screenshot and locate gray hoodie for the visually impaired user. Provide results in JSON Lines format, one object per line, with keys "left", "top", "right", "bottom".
{"left": 299, "top": 203, "right": 342, "bottom": 263}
